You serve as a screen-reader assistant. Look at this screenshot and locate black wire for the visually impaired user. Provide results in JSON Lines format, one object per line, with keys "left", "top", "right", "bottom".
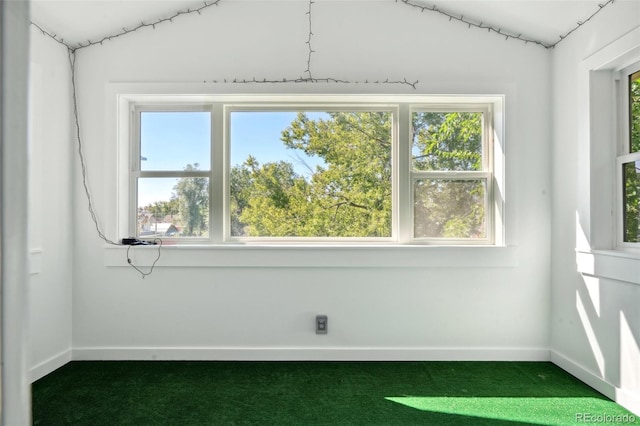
{"left": 399, "top": 0, "right": 617, "bottom": 49}
{"left": 32, "top": 0, "right": 617, "bottom": 55}
{"left": 69, "top": 48, "right": 163, "bottom": 278}
{"left": 69, "top": 49, "right": 120, "bottom": 246}
{"left": 127, "top": 239, "right": 163, "bottom": 278}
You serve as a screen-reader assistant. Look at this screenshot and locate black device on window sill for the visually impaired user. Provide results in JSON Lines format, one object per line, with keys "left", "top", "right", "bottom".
{"left": 122, "top": 238, "right": 156, "bottom": 246}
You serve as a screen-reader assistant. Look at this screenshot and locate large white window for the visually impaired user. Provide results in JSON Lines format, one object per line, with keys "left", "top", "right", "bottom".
{"left": 127, "top": 96, "right": 503, "bottom": 245}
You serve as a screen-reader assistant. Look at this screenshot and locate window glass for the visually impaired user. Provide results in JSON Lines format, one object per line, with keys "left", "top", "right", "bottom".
{"left": 136, "top": 110, "right": 211, "bottom": 239}
{"left": 229, "top": 111, "right": 392, "bottom": 238}
{"left": 140, "top": 111, "right": 210, "bottom": 171}
{"left": 137, "top": 176, "right": 210, "bottom": 238}
{"left": 631, "top": 71, "right": 640, "bottom": 153}
{"left": 412, "top": 112, "right": 483, "bottom": 171}
{"left": 623, "top": 160, "right": 640, "bottom": 243}
{"left": 414, "top": 179, "right": 486, "bottom": 239}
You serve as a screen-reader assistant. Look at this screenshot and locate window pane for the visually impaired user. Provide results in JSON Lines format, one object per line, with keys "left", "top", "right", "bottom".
{"left": 412, "top": 112, "right": 483, "bottom": 171}
{"left": 229, "top": 111, "right": 392, "bottom": 237}
{"left": 630, "top": 71, "right": 640, "bottom": 153}
{"left": 138, "top": 177, "right": 209, "bottom": 238}
{"left": 414, "top": 179, "right": 486, "bottom": 239}
{"left": 623, "top": 160, "right": 640, "bottom": 243}
{"left": 140, "top": 111, "right": 211, "bottom": 171}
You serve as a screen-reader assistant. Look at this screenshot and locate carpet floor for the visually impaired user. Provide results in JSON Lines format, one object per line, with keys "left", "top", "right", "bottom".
{"left": 32, "top": 361, "right": 636, "bottom": 425}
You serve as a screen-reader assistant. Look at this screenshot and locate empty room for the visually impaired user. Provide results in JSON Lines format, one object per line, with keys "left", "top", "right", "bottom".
{"left": 1, "top": 0, "right": 640, "bottom": 423}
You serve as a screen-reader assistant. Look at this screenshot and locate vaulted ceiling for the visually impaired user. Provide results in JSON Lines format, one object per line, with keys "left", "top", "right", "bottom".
{"left": 31, "top": 0, "right": 624, "bottom": 50}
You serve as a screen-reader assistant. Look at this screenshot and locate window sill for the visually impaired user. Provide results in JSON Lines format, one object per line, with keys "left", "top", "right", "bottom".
{"left": 576, "top": 249, "right": 640, "bottom": 285}
{"left": 104, "top": 244, "right": 519, "bottom": 269}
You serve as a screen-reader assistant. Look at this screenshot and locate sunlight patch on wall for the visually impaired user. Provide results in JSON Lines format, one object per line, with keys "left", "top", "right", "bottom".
{"left": 576, "top": 289, "right": 605, "bottom": 376}
{"left": 583, "top": 275, "right": 601, "bottom": 317}
{"left": 575, "top": 211, "right": 590, "bottom": 252}
{"left": 619, "top": 311, "right": 640, "bottom": 391}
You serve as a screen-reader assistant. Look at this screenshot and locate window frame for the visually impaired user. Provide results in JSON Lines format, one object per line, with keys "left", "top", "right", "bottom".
{"left": 223, "top": 103, "right": 399, "bottom": 244}
{"left": 131, "top": 104, "right": 213, "bottom": 241}
{"left": 616, "top": 63, "right": 640, "bottom": 248}
{"left": 409, "top": 104, "right": 494, "bottom": 245}
{"left": 126, "top": 96, "right": 503, "bottom": 246}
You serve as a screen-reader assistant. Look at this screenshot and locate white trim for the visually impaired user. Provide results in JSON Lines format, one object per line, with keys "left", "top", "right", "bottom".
{"left": 583, "top": 27, "right": 640, "bottom": 73}
{"left": 617, "top": 153, "right": 640, "bottom": 247}
{"left": 576, "top": 249, "right": 640, "bottom": 285}
{"left": 72, "top": 347, "right": 549, "bottom": 362}
{"left": 29, "top": 349, "right": 72, "bottom": 383}
{"left": 551, "top": 351, "right": 640, "bottom": 416}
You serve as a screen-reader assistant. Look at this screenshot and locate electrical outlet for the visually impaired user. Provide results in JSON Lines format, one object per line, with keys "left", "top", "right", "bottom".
{"left": 316, "top": 315, "right": 328, "bottom": 334}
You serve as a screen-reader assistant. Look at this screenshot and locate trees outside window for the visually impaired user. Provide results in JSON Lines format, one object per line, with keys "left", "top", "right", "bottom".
{"left": 230, "top": 111, "right": 392, "bottom": 238}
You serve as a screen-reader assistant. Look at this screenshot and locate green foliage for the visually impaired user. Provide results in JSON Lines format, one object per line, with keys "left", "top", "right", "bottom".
{"left": 631, "top": 74, "right": 640, "bottom": 153}
{"left": 412, "top": 112, "right": 482, "bottom": 171}
{"left": 623, "top": 161, "right": 640, "bottom": 242}
{"left": 173, "top": 163, "right": 209, "bottom": 237}
{"left": 232, "top": 112, "right": 392, "bottom": 237}
{"left": 229, "top": 161, "right": 253, "bottom": 236}
{"left": 413, "top": 179, "right": 485, "bottom": 239}
{"left": 233, "top": 157, "right": 313, "bottom": 236}
{"left": 147, "top": 199, "right": 179, "bottom": 220}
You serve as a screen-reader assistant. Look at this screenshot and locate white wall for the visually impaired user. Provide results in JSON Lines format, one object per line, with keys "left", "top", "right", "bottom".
{"left": 66, "top": 1, "right": 551, "bottom": 361}
{"left": 550, "top": 1, "right": 640, "bottom": 415}
{"left": 27, "top": 30, "right": 74, "bottom": 380}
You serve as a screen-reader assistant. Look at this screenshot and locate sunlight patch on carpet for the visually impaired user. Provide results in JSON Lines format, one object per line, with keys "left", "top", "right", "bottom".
{"left": 385, "top": 396, "right": 634, "bottom": 425}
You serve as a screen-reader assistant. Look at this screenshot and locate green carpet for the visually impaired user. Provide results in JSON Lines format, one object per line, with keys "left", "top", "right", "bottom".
{"left": 32, "top": 361, "right": 636, "bottom": 425}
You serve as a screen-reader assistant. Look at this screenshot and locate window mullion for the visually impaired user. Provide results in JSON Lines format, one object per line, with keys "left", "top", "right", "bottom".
{"left": 398, "top": 104, "right": 411, "bottom": 244}
{"left": 411, "top": 171, "right": 490, "bottom": 180}
{"left": 211, "top": 103, "right": 224, "bottom": 244}
{"left": 129, "top": 108, "right": 140, "bottom": 236}
{"left": 137, "top": 171, "right": 209, "bottom": 178}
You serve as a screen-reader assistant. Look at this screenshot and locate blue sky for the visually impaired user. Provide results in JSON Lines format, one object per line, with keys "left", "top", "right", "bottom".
{"left": 140, "top": 111, "right": 210, "bottom": 171}
{"left": 230, "top": 111, "right": 326, "bottom": 175}
{"left": 138, "top": 110, "right": 326, "bottom": 207}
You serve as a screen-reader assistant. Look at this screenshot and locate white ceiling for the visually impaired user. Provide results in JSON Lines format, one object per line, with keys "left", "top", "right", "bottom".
{"left": 30, "top": 0, "right": 626, "bottom": 49}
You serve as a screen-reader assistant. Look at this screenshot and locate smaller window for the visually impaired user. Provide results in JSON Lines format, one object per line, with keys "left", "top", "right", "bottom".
{"left": 621, "top": 71, "right": 640, "bottom": 243}
{"left": 410, "top": 109, "right": 492, "bottom": 242}
{"left": 133, "top": 108, "right": 211, "bottom": 239}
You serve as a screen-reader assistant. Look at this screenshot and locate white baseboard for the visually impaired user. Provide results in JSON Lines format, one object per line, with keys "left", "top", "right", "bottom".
{"left": 29, "top": 349, "right": 72, "bottom": 382}
{"left": 72, "top": 347, "right": 550, "bottom": 362}
{"left": 551, "top": 351, "right": 640, "bottom": 416}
